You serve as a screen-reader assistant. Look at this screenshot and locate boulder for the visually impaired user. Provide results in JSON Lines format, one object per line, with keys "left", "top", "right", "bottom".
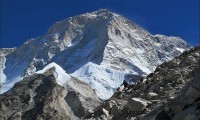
{"left": 102, "top": 108, "right": 109, "bottom": 117}
{"left": 138, "top": 82, "right": 145, "bottom": 87}
{"left": 127, "top": 98, "right": 147, "bottom": 112}
{"left": 7, "top": 112, "right": 21, "bottom": 120}
{"left": 155, "top": 110, "right": 172, "bottom": 120}
{"left": 166, "top": 73, "right": 182, "bottom": 81}
{"left": 87, "top": 109, "right": 94, "bottom": 114}
{"left": 170, "top": 105, "right": 184, "bottom": 113}
{"left": 110, "top": 105, "right": 119, "bottom": 115}
{"left": 141, "top": 109, "right": 172, "bottom": 120}
{"left": 104, "top": 101, "right": 114, "bottom": 110}
{"left": 173, "top": 106, "right": 196, "bottom": 120}
{"left": 110, "top": 100, "right": 117, "bottom": 105}
{"left": 185, "top": 86, "right": 200, "bottom": 100}
{"left": 147, "top": 92, "right": 158, "bottom": 99}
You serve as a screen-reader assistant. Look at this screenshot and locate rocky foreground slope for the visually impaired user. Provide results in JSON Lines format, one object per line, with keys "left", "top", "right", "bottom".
{"left": 84, "top": 46, "right": 200, "bottom": 120}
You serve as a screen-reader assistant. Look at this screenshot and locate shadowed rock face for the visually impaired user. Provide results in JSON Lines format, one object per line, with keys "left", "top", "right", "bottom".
{"left": 0, "top": 70, "right": 101, "bottom": 120}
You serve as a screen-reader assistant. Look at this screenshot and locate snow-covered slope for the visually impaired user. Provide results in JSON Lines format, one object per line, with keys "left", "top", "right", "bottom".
{"left": 72, "top": 62, "right": 125, "bottom": 99}
{"left": 0, "top": 48, "right": 16, "bottom": 90}
{"left": 36, "top": 62, "right": 71, "bottom": 86}
{"left": 0, "top": 9, "right": 191, "bottom": 99}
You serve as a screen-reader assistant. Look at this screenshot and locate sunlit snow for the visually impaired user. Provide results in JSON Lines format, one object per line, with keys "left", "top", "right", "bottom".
{"left": 0, "top": 76, "right": 21, "bottom": 94}
{"left": 71, "top": 62, "right": 125, "bottom": 100}
{"left": 36, "top": 62, "right": 71, "bottom": 86}
{"left": 176, "top": 48, "right": 185, "bottom": 53}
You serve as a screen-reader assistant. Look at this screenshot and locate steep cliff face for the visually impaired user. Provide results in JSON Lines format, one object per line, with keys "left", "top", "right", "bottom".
{"left": 1, "top": 9, "right": 191, "bottom": 99}
{"left": 86, "top": 46, "right": 200, "bottom": 120}
{"left": 0, "top": 65, "right": 101, "bottom": 120}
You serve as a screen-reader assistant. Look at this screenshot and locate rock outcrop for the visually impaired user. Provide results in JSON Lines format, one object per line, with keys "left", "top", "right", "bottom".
{"left": 0, "top": 68, "right": 101, "bottom": 120}
{"left": 127, "top": 98, "right": 148, "bottom": 112}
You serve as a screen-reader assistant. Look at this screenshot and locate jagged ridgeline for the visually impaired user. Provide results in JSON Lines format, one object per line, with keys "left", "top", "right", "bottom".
{"left": 85, "top": 46, "right": 200, "bottom": 120}
{"left": 0, "top": 9, "right": 191, "bottom": 100}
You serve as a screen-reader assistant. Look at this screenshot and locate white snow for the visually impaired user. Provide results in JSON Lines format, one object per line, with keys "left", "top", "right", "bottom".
{"left": 176, "top": 48, "right": 185, "bottom": 53}
{"left": 148, "top": 92, "right": 158, "bottom": 96}
{"left": 0, "top": 62, "right": 71, "bottom": 94}
{"left": 0, "top": 48, "right": 16, "bottom": 85}
{"left": 0, "top": 57, "right": 7, "bottom": 84}
{"left": 0, "top": 76, "right": 22, "bottom": 94}
{"left": 132, "top": 98, "right": 148, "bottom": 105}
{"left": 71, "top": 62, "right": 125, "bottom": 100}
{"left": 154, "top": 42, "right": 161, "bottom": 46}
{"left": 134, "top": 48, "right": 145, "bottom": 54}
{"left": 123, "top": 48, "right": 134, "bottom": 54}
{"left": 0, "top": 57, "right": 29, "bottom": 94}
{"left": 36, "top": 62, "right": 71, "bottom": 86}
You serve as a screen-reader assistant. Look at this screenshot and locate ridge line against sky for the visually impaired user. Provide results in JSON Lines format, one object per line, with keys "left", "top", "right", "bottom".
{"left": 0, "top": 0, "right": 199, "bottom": 48}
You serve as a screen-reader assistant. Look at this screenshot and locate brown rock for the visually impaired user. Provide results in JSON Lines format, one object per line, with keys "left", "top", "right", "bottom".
{"left": 110, "top": 105, "right": 119, "bottom": 115}
{"left": 102, "top": 108, "right": 109, "bottom": 117}
{"left": 185, "top": 86, "right": 200, "bottom": 100}
{"left": 147, "top": 92, "right": 158, "bottom": 99}
{"left": 127, "top": 98, "right": 147, "bottom": 112}
{"left": 173, "top": 106, "right": 196, "bottom": 120}
{"left": 170, "top": 105, "right": 184, "bottom": 113}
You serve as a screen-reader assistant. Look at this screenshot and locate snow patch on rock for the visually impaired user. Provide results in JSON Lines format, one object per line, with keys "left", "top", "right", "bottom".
{"left": 36, "top": 62, "right": 71, "bottom": 86}
{"left": 176, "top": 48, "right": 185, "bottom": 53}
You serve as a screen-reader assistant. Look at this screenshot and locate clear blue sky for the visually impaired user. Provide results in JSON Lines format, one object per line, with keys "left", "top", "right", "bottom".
{"left": 0, "top": 0, "right": 199, "bottom": 48}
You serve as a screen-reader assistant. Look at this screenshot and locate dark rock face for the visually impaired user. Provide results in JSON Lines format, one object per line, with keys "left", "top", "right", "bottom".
{"left": 127, "top": 98, "right": 147, "bottom": 112}
{"left": 0, "top": 71, "right": 101, "bottom": 120}
{"left": 65, "top": 91, "right": 85, "bottom": 117}
{"left": 155, "top": 110, "right": 172, "bottom": 120}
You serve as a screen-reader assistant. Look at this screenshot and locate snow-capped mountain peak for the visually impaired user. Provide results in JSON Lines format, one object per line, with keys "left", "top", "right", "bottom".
{"left": 0, "top": 9, "right": 191, "bottom": 99}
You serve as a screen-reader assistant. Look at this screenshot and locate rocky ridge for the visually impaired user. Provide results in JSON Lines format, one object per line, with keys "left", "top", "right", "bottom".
{"left": 85, "top": 46, "right": 200, "bottom": 120}
{"left": 0, "top": 67, "right": 101, "bottom": 120}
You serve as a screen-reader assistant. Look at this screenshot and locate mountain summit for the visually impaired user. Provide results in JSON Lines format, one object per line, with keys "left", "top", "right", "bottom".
{"left": 1, "top": 9, "right": 191, "bottom": 99}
